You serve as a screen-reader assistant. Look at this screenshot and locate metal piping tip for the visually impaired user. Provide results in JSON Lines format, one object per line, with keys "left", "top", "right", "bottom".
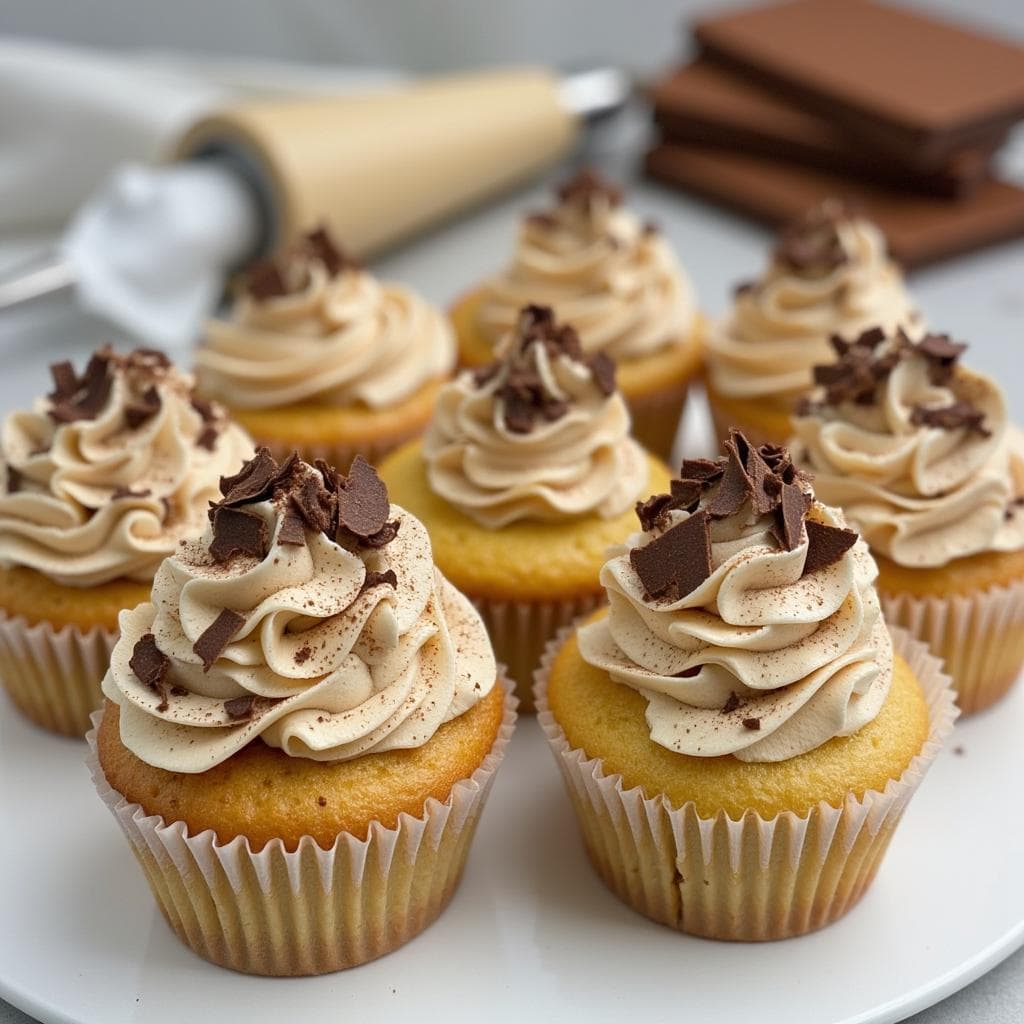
{"left": 558, "top": 66, "right": 633, "bottom": 122}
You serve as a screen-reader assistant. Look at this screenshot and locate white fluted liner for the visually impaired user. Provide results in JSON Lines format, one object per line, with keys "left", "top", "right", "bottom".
{"left": 534, "top": 625, "right": 957, "bottom": 941}
{"left": 86, "top": 685, "right": 517, "bottom": 976}
{"left": 257, "top": 419, "right": 428, "bottom": 474}
{"left": 475, "top": 592, "right": 601, "bottom": 713}
{"left": 0, "top": 611, "right": 117, "bottom": 736}
{"left": 881, "top": 579, "right": 1024, "bottom": 715}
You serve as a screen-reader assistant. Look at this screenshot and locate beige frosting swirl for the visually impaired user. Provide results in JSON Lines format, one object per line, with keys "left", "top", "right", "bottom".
{"left": 197, "top": 259, "right": 454, "bottom": 410}
{"left": 0, "top": 350, "right": 253, "bottom": 587}
{"left": 791, "top": 340, "right": 1024, "bottom": 567}
{"left": 580, "top": 455, "right": 891, "bottom": 762}
{"left": 423, "top": 307, "right": 648, "bottom": 527}
{"left": 102, "top": 489, "right": 496, "bottom": 772}
{"left": 476, "top": 176, "right": 696, "bottom": 361}
{"left": 708, "top": 214, "right": 918, "bottom": 401}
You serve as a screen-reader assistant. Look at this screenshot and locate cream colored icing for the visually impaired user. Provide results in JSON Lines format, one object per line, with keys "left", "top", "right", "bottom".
{"left": 476, "top": 185, "right": 696, "bottom": 361}
{"left": 197, "top": 258, "right": 454, "bottom": 410}
{"left": 423, "top": 314, "right": 648, "bottom": 528}
{"left": 0, "top": 350, "right": 253, "bottom": 587}
{"left": 102, "top": 485, "right": 497, "bottom": 772}
{"left": 791, "top": 341, "right": 1024, "bottom": 568}
{"left": 579, "top": 495, "right": 891, "bottom": 763}
{"left": 708, "top": 215, "right": 918, "bottom": 402}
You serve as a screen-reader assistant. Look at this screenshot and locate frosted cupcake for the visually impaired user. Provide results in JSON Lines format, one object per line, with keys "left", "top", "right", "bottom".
{"left": 452, "top": 169, "right": 702, "bottom": 459}
{"left": 92, "top": 450, "right": 513, "bottom": 975}
{"left": 792, "top": 328, "right": 1024, "bottom": 713}
{"left": 380, "top": 304, "right": 671, "bottom": 709}
{"left": 196, "top": 226, "right": 454, "bottom": 470}
{"left": 706, "top": 200, "right": 919, "bottom": 446}
{"left": 536, "top": 431, "right": 956, "bottom": 940}
{"left": 0, "top": 347, "right": 252, "bottom": 735}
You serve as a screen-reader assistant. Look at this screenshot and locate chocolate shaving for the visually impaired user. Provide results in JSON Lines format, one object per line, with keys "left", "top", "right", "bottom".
{"left": 803, "top": 520, "right": 858, "bottom": 575}
{"left": 224, "top": 695, "right": 256, "bottom": 721}
{"left": 112, "top": 486, "right": 152, "bottom": 500}
{"left": 917, "top": 333, "right": 967, "bottom": 385}
{"left": 193, "top": 608, "right": 245, "bottom": 672}
{"left": 556, "top": 168, "right": 623, "bottom": 208}
{"left": 472, "top": 362, "right": 502, "bottom": 388}
{"left": 218, "top": 447, "right": 281, "bottom": 506}
{"left": 291, "top": 472, "right": 334, "bottom": 534}
{"left": 210, "top": 506, "right": 268, "bottom": 563}
{"left": 721, "top": 692, "right": 742, "bottom": 714}
{"left": 635, "top": 492, "right": 678, "bottom": 533}
{"left": 124, "top": 385, "right": 161, "bottom": 430}
{"left": 48, "top": 350, "right": 113, "bottom": 423}
{"left": 277, "top": 508, "right": 307, "bottom": 546}
{"left": 773, "top": 482, "right": 812, "bottom": 552}
{"left": 302, "top": 225, "right": 348, "bottom": 276}
{"left": 742, "top": 717, "right": 762, "bottom": 731}
{"left": 362, "top": 568, "right": 398, "bottom": 592}
{"left": 190, "top": 396, "right": 217, "bottom": 423}
{"left": 362, "top": 519, "right": 400, "bottom": 549}
{"left": 47, "top": 361, "right": 78, "bottom": 403}
{"left": 680, "top": 458, "right": 725, "bottom": 485}
{"left": 129, "top": 633, "right": 171, "bottom": 711}
{"left": 6, "top": 465, "right": 22, "bottom": 494}
{"left": 706, "top": 442, "right": 749, "bottom": 518}
{"left": 630, "top": 510, "right": 712, "bottom": 602}
{"left": 245, "top": 260, "right": 288, "bottom": 300}
{"left": 337, "top": 456, "right": 390, "bottom": 539}
{"left": 911, "top": 401, "right": 990, "bottom": 436}
{"left": 197, "top": 425, "right": 219, "bottom": 451}
{"left": 589, "top": 352, "right": 616, "bottom": 396}
{"left": 774, "top": 199, "right": 852, "bottom": 274}
{"left": 814, "top": 328, "right": 902, "bottom": 406}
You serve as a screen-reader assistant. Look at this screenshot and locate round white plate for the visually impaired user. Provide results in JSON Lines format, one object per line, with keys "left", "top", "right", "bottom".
{"left": 1, "top": 680, "right": 1021, "bottom": 1024}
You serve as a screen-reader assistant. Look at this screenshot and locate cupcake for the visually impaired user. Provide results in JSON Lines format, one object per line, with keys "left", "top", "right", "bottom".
{"left": 379, "top": 304, "right": 672, "bottom": 710}
{"left": 791, "top": 328, "right": 1024, "bottom": 713}
{"left": 196, "top": 226, "right": 455, "bottom": 471}
{"left": 91, "top": 449, "right": 514, "bottom": 975}
{"left": 0, "top": 347, "right": 252, "bottom": 735}
{"left": 451, "top": 169, "right": 702, "bottom": 459}
{"left": 705, "top": 199, "right": 919, "bottom": 447}
{"left": 535, "top": 430, "right": 956, "bottom": 941}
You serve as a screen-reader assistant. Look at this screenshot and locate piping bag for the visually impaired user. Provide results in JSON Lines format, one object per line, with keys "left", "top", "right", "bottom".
{"left": 0, "top": 67, "right": 627, "bottom": 347}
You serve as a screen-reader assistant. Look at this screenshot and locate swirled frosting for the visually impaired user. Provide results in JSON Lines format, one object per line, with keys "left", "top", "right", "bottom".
{"left": 791, "top": 329, "right": 1024, "bottom": 567}
{"left": 578, "top": 433, "right": 891, "bottom": 762}
{"left": 476, "top": 169, "right": 696, "bottom": 361}
{"left": 707, "top": 201, "right": 919, "bottom": 402}
{"left": 102, "top": 450, "right": 497, "bottom": 772}
{"left": 424, "top": 305, "right": 648, "bottom": 528}
{"left": 0, "top": 348, "right": 253, "bottom": 587}
{"left": 196, "top": 227, "right": 454, "bottom": 410}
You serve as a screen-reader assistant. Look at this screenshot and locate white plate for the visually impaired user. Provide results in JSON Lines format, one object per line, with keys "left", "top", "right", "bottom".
{"left": 1, "top": 680, "right": 1022, "bottom": 1024}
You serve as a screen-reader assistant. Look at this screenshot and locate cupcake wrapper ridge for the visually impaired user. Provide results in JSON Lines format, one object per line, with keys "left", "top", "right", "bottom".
{"left": 0, "top": 611, "right": 117, "bottom": 737}
{"left": 534, "top": 624, "right": 957, "bottom": 941}
{"left": 87, "top": 683, "right": 517, "bottom": 976}
{"left": 880, "top": 576, "right": 1024, "bottom": 715}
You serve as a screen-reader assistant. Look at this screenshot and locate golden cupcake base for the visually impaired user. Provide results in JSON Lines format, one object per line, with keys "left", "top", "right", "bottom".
{"left": 535, "top": 618, "right": 956, "bottom": 941}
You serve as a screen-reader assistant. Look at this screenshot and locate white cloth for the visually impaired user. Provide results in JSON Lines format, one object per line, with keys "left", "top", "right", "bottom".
{"left": 0, "top": 38, "right": 400, "bottom": 232}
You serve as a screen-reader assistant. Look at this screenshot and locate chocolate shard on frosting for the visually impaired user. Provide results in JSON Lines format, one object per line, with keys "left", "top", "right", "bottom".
{"left": 210, "top": 505, "right": 268, "bottom": 563}
{"left": 337, "top": 455, "right": 390, "bottom": 539}
{"left": 48, "top": 349, "right": 114, "bottom": 424}
{"left": 277, "top": 507, "right": 307, "bottom": 546}
{"left": 911, "top": 401, "right": 990, "bottom": 436}
{"left": 112, "top": 486, "right": 152, "bottom": 500}
{"left": 362, "top": 568, "right": 398, "bottom": 592}
{"left": 589, "top": 352, "right": 617, "bottom": 396}
{"left": 773, "top": 199, "right": 852, "bottom": 274}
{"left": 218, "top": 447, "right": 281, "bottom": 507}
{"left": 679, "top": 458, "right": 725, "bottom": 485}
{"left": 917, "top": 333, "right": 967, "bottom": 384}
{"left": 223, "top": 695, "right": 256, "bottom": 721}
{"left": 302, "top": 225, "right": 348, "bottom": 277}
{"left": 705, "top": 441, "right": 749, "bottom": 519}
{"left": 803, "top": 519, "right": 858, "bottom": 575}
{"left": 193, "top": 608, "right": 245, "bottom": 672}
{"left": 556, "top": 167, "right": 623, "bottom": 209}
{"left": 630, "top": 509, "right": 712, "bottom": 602}
{"left": 813, "top": 327, "right": 902, "bottom": 406}
{"left": 124, "top": 384, "right": 161, "bottom": 430}
{"left": 129, "top": 633, "right": 171, "bottom": 711}
{"left": 773, "top": 481, "right": 812, "bottom": 552}
{"left": 244, "top": 225, "right": 352, "bottom": 301}
{"left": 245, "top": 260, "right": 289, "bottom": 301}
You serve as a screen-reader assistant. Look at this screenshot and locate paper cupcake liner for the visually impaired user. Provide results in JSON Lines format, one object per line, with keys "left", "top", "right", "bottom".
{"left": 534, "top": 624, "right": 957, "bottom": 941}
{"left": 880, "top": 576, "right": 1024, "bottom": 715}
{"left": 706, "top": 391, "right": 792, "bottom": 449}
{"left": 627, "top": 384, "right": 689, "bottom": 463}
{"left": 86, "top": 683, "right": 517, "bottom": 976}
{"left": 474, "top": 592, "right": 602, "bottom": 713}
{"left": 0, "top": 611, "right": 117, "bottom": 737}
{"left": 255, "top": 428, "right": 419, "bottom": 475}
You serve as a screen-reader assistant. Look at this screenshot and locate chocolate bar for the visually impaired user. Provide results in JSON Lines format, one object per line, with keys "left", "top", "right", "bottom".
{"left": 694, "top": 0, "right": 1024, "bottom": 171}
{"left": 644, "top": 142, "right": 1024, "bottom": 269}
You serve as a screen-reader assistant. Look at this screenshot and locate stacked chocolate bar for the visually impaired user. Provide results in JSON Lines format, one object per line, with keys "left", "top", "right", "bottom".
{"left": 646, "top": 0, "right": 1024, "bottom": 268}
